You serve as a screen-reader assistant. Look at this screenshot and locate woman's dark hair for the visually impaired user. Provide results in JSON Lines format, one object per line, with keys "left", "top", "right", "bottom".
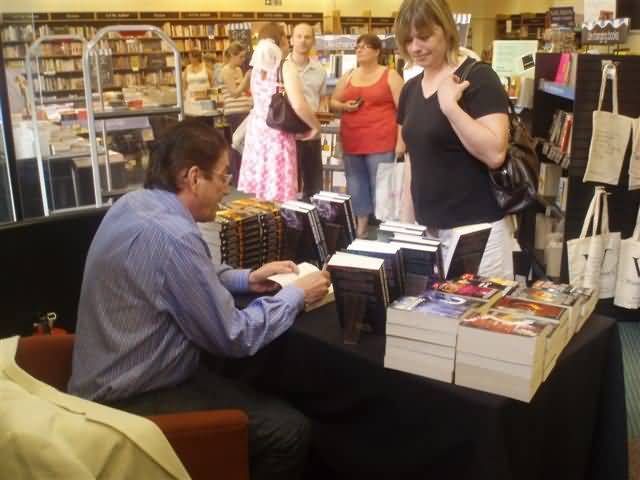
{"left": 144, "top": 119, "right": 228, "bottom": 193}
{"left": 356, "top": 33, "right": 382, "bottom": 52}
{"left": 259, "top": 22, "right": 285, "bottom": 44}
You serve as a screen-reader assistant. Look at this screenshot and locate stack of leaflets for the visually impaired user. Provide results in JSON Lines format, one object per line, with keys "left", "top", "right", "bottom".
{"left": 385, "top": 290, "right": 485, "bottom": 382}
{"left": 346, "top": 239, "right": 405, "bottom": 302}
{"left": 327, "top": 251, "right": 389, "bottom": 335}
{"left": 311, "top": 191, "right": 356, "bottom": 250}
{"left": 456, "top": 310, "right": 553, "bottom": 402}
{"left": 280, "top": 200, "right": 329, "bottom": 266}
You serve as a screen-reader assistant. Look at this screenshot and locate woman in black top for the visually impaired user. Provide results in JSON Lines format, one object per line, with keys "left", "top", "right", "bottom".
{"left": 395, "top": 0, "right": 514, "bottom": 279}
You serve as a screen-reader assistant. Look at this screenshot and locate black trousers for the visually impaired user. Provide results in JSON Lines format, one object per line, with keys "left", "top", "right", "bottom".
{"left": 227, "top": 112, "right": 249, "bottom": 187}
{"left": 296, "top": 139, "right": 323, "bottom": 200}
{"left": 106, "top": 364, "right": 311, "bottom": 480}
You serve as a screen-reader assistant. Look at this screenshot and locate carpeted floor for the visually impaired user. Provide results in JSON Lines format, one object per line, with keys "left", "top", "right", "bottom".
{"left": 619, "top": 322, "right": 640, "bottom": 480}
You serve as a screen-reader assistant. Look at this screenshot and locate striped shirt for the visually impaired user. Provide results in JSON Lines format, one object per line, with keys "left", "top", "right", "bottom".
{"left": 221, "top": 64, "right": 253, "bottom": 116}
{"left": 68, "top": 189, "right": 304, "bottom": 402}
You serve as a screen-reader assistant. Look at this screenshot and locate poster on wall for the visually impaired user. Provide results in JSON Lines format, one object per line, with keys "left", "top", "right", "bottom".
{"left": 583, "top": 0, "right": 616, "bottom": 22}
{"left": 491, "top": 40, "right": 539, "bottom": 80}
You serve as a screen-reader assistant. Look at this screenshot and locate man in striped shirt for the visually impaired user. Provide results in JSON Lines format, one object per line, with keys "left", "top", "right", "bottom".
{"left": 68, "top": 120, "right": 331, "bottom": 479}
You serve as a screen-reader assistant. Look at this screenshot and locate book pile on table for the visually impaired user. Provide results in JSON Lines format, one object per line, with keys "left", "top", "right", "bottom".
{"left": 385, "top": 290, "right": 485, "bottom": 383}
{"left": 198, "top": 199, "right": 282, "bottom": 269}
{"left": 327, "top": 251, "right": 389, "bottom": 336}
{"left": 280, "top": 200, "right": 329, "bottom": 266}
{"left": 381, "top": 273, "right": 601, "bottom": 402}
{"left": 454, "top": 279, "right": 597, "bottom": 402}
{"left": 311, "top": 191, "right": 356, "bottom": 251}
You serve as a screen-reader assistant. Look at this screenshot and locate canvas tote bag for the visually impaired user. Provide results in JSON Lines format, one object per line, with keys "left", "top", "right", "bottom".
{"left": 567, "top": 187, "right": 621, "bottom": 298}
{"left": 614, "top": 207, "right": 640, "bottom": 309}
{"left": 583, "top": 64, "right": 633, "bottom": 185}
{"left": 375, "top": 155, "right": 405, "bottom": 222}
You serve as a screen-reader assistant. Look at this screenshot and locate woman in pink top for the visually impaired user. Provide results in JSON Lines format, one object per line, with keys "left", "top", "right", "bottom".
{"left": 331, "top": 34, "right": 404, "bottom": 238}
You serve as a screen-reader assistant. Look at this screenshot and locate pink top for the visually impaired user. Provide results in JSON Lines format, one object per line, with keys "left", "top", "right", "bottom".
{"left": 340, "top": 68, "right": 397, "bottom": 155}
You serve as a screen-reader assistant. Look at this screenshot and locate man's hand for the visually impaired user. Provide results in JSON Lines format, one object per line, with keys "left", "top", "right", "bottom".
{"left": 248, "top": 261, "right": 298, "bottom": 293}
{"left": 292, "top": 271, "right": 331, "bottom": 306}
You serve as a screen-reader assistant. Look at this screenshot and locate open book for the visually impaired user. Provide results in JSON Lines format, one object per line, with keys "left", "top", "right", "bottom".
{"left": 268, "top": 262, "right": 335, "bottom": 312}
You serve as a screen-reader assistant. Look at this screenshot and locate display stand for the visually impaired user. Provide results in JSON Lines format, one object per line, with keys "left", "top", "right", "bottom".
{"left": 25, "top": 34, "right": 87, "bottom": 216}
{"left": 82, "top": 24, "right": 183, "bottom": 206}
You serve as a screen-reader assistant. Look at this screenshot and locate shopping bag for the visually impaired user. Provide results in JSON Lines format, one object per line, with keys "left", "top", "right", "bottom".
{"left": 375, "top": 156, "right": 404, "bottom": 222}
{"left": 567, "top": 187, "right": 620, "bottom": 298}
{"left": 630, "top": 117, "right": 640, "bottom": 191}
{"left": 583, "top": 64, "right": 633, "bottom": 185}
{"left": 614, "top": 207, "right": 640, "bottom": 309}
{"left": 232, "top": 114, "right": 249, "bottom": 154}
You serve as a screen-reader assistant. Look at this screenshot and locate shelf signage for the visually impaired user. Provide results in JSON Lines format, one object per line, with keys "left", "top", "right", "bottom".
{"left": 291, "top": 13, "right": 323, "bottom": 20}
{"left": 139, "top": 12, "right": 179, "bottom": 20}
{"left": 180, "top": 12, "right": 218, "bottom": 20}
{"left": 2, "top": 13, "right": 50, "bottom": 22}
{"left": 257, "top": 12, "right": 290, "bottom": 20}
{"left": 581, "top": 18, "right": 630, "bottom": 44}
{"left": 219, "top": 12, "right": 255, "bottom": 20}
{"left": 96, "top": 12, "right": 139, "bottom": 21}
{"left": 50, "top": 12, "right": 96, "bottom": 21}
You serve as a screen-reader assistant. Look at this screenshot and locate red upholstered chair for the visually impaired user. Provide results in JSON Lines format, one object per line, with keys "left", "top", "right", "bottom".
{"left": 14, "top": 335, "right": 250, "bottom": 480}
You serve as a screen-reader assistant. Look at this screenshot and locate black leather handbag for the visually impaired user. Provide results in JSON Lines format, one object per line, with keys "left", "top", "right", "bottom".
{"left": 266, "top": 61, "right": 309, "bottom": 134}
{"left": 459, "top": 60, "right": 539, "bottom": 214}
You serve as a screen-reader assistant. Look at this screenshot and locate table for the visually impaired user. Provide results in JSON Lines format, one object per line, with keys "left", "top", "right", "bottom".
{"left": 224, "top": 303, "right": 628, "bottom": 480}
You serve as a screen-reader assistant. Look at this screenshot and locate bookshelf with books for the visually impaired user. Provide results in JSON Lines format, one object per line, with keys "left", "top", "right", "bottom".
{"left": 1, "top": 11, "right": 324, "bottom": 98}
{"left": 496, "top": 12, "right": 547, "bottom": 41}
{"left": 531, "top": 52, "right": 640, "bottom": 320}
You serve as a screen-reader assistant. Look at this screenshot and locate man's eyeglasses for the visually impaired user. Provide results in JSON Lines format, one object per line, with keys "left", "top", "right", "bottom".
{"left": 212, "top": 172, "right": 233, "bottom": 185}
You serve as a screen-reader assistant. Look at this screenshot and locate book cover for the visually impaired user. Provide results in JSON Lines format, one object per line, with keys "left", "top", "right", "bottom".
{"left": 494, "top": 296, "right": 567, "bottom": 322}
{"left": 461, "top": 310, "right": 552, "bottom": 337}
{"left": 444, "top": 223, "right": 492, "bottom": 279}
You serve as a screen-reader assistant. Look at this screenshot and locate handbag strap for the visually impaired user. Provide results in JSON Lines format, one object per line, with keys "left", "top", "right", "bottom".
{"left": 601, "top": 190, "right": 611, "bottom": 235}
{"left": 579, "top": 187, "right": 604, "bottom": 239}
{"left": 633, "top": 204, "right": 640, "bottom": 241}
{"left": 597, "top": 64, "right": 619, "bottom": 114}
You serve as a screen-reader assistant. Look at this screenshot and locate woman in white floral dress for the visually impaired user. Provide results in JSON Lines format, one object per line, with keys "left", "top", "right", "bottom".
{"left": 239, "top": 23, "right": 320, "bottom": 202}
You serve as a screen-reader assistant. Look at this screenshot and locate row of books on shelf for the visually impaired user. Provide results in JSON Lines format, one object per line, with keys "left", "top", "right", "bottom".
{"left": 384, "top": 275, "right": 598, "bottom": 402}
{"left": 317, "top": 53, "right": 398, "bottom": 80}
{"left": 1, "top": 24, "right": 97, "bottom": 43}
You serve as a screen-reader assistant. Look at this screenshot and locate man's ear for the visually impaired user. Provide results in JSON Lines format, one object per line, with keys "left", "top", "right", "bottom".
{"left": 180, "top": 166, "right": 199, "bottom": 192}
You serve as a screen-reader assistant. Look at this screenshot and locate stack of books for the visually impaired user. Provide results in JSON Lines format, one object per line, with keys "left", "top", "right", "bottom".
{"left": 198, "top": 199, "right": 282, "bottom": 269}
{"left": 280, "top": 200, "right": 329, "bottom": 266}
{"left": 228, "top": 199, "right": 283, "bottom": 266}
{"left": 311, "top": 191, "right": 356, "bottom": 251}
{"left": 198, "top": 215, "right": 239, "bottom": 266}
{"left": 385, "top": 290, "right": 485, "bottom": 382}
{"left": 346, "top": 239, "right": 405, "bottom": 302}
{"left": 327, "top": 251, "right": 389, "bottom": 335}
{"left": 456, "top": 310, "right": 554, "bottom": 402}
{"left": 531, "top": 280, "right": 597, "bottom": 332}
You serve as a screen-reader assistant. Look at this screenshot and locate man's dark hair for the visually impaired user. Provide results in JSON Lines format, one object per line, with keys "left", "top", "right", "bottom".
{"left": 144, "top": 119, "right": 228, "bottom": 193}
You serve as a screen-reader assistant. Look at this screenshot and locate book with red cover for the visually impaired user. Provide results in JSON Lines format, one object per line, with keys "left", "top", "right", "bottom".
{"left": 494, "top": 296, "right": 567, "bottom": 322}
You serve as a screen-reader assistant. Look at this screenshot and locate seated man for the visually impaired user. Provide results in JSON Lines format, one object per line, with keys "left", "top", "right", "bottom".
{"left": 68, "top": 119, "right": 330, "bottom": 480}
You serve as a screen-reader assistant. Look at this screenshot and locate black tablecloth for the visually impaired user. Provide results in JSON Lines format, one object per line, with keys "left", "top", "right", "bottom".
{"left": 224, "top": 303, "right": 628, "bottom": 480}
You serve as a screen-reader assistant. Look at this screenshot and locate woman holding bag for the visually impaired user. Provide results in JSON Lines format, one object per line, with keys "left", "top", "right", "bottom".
{"left": 330, "top": 34, "right": 404, "bottom": 239}
{"left": 395, "top": 0, "right": 513, "bottom": 278}
{"left": 239, "top": 23, "right": 320, "bottom": 202}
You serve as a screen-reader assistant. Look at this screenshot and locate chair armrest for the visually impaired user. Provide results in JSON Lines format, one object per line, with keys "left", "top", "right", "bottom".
{"left": 15, "top": 335, "right": 75, "bottom": 391}
{"left": 148, "top": 410, "right": 250, "bottom": 480}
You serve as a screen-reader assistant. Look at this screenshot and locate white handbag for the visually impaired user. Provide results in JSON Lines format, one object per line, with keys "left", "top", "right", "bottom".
{"left": 583, "top": 64, "right": 633, "bottom": 185}
{"left": 375, "top": 155, "right": 405, "bottom": 222}
{"left": 567, "top": 187, "right": 621, "bottom": 298}
{"left": 614, "top": 207, "right": 640, "bottom": 309}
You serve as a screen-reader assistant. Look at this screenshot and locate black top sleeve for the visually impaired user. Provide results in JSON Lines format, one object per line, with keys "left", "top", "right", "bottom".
{"left": 461, "top": 63, "right": 509, "bottom": 120}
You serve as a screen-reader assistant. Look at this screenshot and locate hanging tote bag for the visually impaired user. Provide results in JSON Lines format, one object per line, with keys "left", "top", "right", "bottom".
{"left": 567, "top": 187, "right": 604, "bottom": 291}
{"left": 375, "top": 154, "right": 405, "bottom": 222}
{"left": 266, "top": 61, "right": 309, "bottom": 134}
{"left": 597, "top": 193, "right": 621, "bottom": 299}
{"left": 583, "top": 64, "right": 633, "bottom": 185}
{"left": 614, "top": 207, "right": 640, "bottom": 309}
